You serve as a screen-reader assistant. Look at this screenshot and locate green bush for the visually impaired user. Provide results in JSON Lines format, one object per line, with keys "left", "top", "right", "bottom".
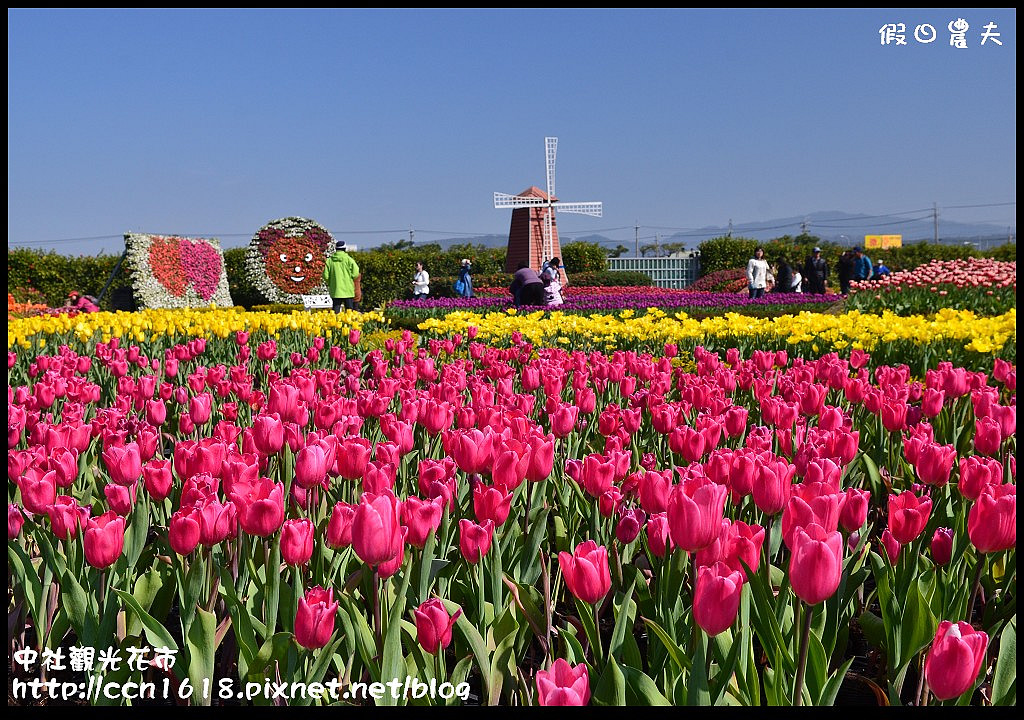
{"left": 561, "top": 241, "right": 608, "bottom": 273}
{"left": 224, "top": 247, "right": 263, "bottom": 308}
{"left": 7, "top": 248, "right": 136, "bottom": 311}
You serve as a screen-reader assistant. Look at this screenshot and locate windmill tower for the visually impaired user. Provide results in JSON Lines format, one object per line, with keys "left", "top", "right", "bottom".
{"left": 494, "top": 137, "right": 603, "bottom": 274}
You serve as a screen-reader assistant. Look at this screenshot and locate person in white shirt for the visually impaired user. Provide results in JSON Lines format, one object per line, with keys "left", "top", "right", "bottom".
{"left": 412, "top": 261, "right": 430, "bottom": 298}
{"left": 746, "top": 247, "right": 770, "bottom": 299}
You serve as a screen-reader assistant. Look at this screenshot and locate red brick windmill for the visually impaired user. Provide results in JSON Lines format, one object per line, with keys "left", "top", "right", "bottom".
{"left": 494, "top": 137, "right": 603, "bottom": 274}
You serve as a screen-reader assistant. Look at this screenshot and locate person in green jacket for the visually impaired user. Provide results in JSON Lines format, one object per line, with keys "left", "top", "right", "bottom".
{"left": 323, "top": 241, "right": 362, "bottom": 312}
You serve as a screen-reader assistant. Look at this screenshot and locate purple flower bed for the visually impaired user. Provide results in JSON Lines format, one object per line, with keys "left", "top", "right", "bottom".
{"left": 389, "top": 291, "right": 843, "bottom": 313}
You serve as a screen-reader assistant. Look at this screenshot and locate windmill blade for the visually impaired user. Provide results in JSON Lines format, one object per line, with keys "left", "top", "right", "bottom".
{"left": 494, "top": 192, "right": 547, "bottom": 209}
{"left": 553, "top": 202, "right": 603, "bottom": 217}
{"left": 545, "top": 137, "right": 557, "bottom": 199}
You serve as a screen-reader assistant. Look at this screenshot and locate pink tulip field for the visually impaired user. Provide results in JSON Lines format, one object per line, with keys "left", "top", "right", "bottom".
{"left": 7, "top": 327, "right": 1017, "bottom": 706}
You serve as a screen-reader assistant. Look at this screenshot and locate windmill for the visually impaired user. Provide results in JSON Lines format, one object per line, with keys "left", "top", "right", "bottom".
{"left": 494, "top": 137, "right": 603, "bottom": 273}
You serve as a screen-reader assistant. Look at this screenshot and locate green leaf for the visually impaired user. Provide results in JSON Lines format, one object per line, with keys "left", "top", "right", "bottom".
{"left": 443, "top": 599, "right": 491, "bottom": 701}
{"left": 608, "top": 576, "right": 638, "bottom": 663}
{"left": 620, "top": 664, "right": 672, "bottom": 706}
{"left": 818, "top": 657, "right": 855, "bottom": 706}
{"left": 124, "top": 501, "right": 150, "bottom": 570}
{"left": 897, "top": 581, "right": 936, "bottom": 673}
{"left": 296, "top": 636, "right": 345, "bottom": 705}
{"left": 992, "top": 615, "right": 1016, "bottom": 706}
{"left": 128, "top": 568, "right": 164, "bottom": 638}
{"left": 379, "top": 568, "right": 412, "bottom": 706}
{"left": 687, "top": 630, "right": 711, "bottom": 706}
{"left": 8, "top": 543, "right": 44, "bottom": 630}
{"left": 593, "top": 655, "right": 627, "bottom": 706}
{"left": 640, "top": 616, "right": 692, "bottom": 675}
{"left": 112, "top": 588, "right": 178, "bottom": 652}
{"left": 858, "top": 610, "right": 886, "bottom": 651}
{"left": 339, "top": 594, "right": 380, "bottom": 682}
{"left": 186, "top": 607, "right": 217, "bottom": 706}
{"left": 486, "top": 626, "right": 518, "bottom": 705}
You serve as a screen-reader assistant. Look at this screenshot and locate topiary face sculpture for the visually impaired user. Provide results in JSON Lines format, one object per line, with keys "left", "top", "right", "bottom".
{"left": 246, "top": 217, "right": 335, "bottom": 303}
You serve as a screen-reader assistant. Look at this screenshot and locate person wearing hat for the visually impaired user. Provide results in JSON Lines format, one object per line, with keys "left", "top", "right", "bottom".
{"left": 323, "top": 240, "right": 361, "bottom": 312}
{"left": 802, "top": 246, "right": 829, "bottom": 294}
{"left": 454, "top": 258, "right": 474, "bottom": 298}
{"left": 853, "top": 247, "right": 873, "bottom": 283}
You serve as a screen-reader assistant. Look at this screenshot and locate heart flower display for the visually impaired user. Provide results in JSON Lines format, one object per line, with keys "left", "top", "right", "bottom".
{"left": 125, "top": 233, "right": 233, "bottom": 308}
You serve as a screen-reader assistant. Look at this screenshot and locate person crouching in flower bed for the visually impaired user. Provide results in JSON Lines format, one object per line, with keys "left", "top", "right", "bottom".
{"left": 510, "top": 260, "right": 546, "bottom": 307}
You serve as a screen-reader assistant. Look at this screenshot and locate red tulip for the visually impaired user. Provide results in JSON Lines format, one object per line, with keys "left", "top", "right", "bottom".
{"left": 558, "top": 540, "right": 611, "bottom": 604}
{"left": 888, "top": 491, "right": 932, "bottom": 544}
{"left": 914, "top": 443, "right": 957, "bottom": 487}
{"left": 294, "top": 443, "right": 332, "bottom": 489}
{"left": 401, "top": 495, "right": 444, "bottom": 548}
{"left": 458, "top": 518, "right": 494, "bottom": 564}
{"left": 931, "top": 528, "right": 953, "bottom": 566}
{"left": 9, "top": 503, "right": 26, "bottom": 540}
{"left": 536, "top": 658, "right": 591, "bottom": 706}
{"left": 968, "top": 484, "right": 1015, "bottom": 553}
{"left": 281, "top": 518, "right": 315, "bottom": 566}
{"left": 667, "top": 478, "right": 728, "bottom": 552}
{"left": 473, "top": 482, "right": 514, "bottom": 527}
{"left": 881, "top": 528, "right": 901, "bottom": 563}
{"left": 781, "top": 493, "right": 841, "bottom": 550}
{"left": 413, "top": 599, "right": 462, "bottom": 655}
{"left": 924, "top": 621, "right": 989, "bottom": 701}
{"left": 102, "top": 442, "right": 143, "bottom": 486}
{"left": 295, "top": 586, "right": 339, "bottom": 650}
{"left": 251, "top": 413, "right": 285, "bottom": 456}
{"left": 83, "top": 511, "right": 126, "bottom": 569}
{"left": 972, "top": 416, "right": 1002, "bottom": 456}
{"left": 352, "top": 490, "right": 406, "bottom": 567}
{"left": 957, "top": 456, "right": 1002, "bottom": 501}
{"left": 233, "top": 477, "right": 285, "bottom": 537}
{"left": 326, "top": 501, "right": 357, "bottom": 548}
{"left": 169, "top": 507, "right": 202, "bottom": 555}
{"left": 752, "top": 457, "right": 794, "bottom": 515}
{"left": 615, "top": 507, "right": 645, "bottom": 544}
{"left": 789, "top": 523, "right": 843, "bottom": 605}
{"left": 46, "top": 496, "right": 90, "bottom": 540}
{"left": 104, "top": 481, "right": 137, "bottom": 516}
{"left": 694, "top": 561, "right": 745, "bottom": 636}
{"left": 549, "top": 404, "right": 579, "bottom": 438}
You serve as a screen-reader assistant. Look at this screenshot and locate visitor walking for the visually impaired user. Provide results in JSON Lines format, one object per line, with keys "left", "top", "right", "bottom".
{"left": 837, "top": 249, "right": 856, "bottom": 295}
{"left": 541, "top": 256, "right": 566, "bottom": 306}
{"left": 412, "top": 261, "right": 430, "bottom": 299}
{"left": 323, "top": 241, "right": 361, "bottom": 312}
{"left": 510, "top": 260, "right": 546, "bottom": 307}
{"left": 853, "top": 247, "right": 874, "bottom": 282}
{"left": 454, "top": 258, "right": 474, "bottom": 298}
{"left": 802, "top": 247, "right": 829, "bottom": 294}
{"left": 746, "top": 247, "right": 770, "bottom": 299}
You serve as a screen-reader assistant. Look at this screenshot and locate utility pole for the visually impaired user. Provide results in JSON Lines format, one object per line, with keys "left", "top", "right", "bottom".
{"left": 728, "top": 218, "right": 733, "bottom": 238}
{"left": 409, "top": 227, "right": 415, "bottom": 245}
{"left": 801, "top": 217, "right": 808, "bottom": 236}
{"left": 655, "top": 233, "right": 661, "bottom": 256}
{"left": 933, "top": 203, "right": 939, "bottom": 244}
{"left": 635, "top": 222, "right": 640, "bottom": 258}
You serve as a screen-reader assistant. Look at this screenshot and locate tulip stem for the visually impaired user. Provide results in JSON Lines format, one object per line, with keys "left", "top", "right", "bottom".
{"left": 793, "top": 602, "right": 813, "bottom": 707}
{"left": 965, "top": 556, "right": 985, "bottom": 622}
{"left": 373, "top": 569, "right": 382, "bottom": 655}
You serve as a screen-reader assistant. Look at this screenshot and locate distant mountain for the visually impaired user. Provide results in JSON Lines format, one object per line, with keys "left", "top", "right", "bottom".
{"left": 363, "top": 212, "right": 1013, "bottom": 252}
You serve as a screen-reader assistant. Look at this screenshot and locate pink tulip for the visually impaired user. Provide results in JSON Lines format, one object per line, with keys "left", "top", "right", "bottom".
{"left": 143, "top": 459, "right": 174, "bottom": 501}
{"left": 458, "top": 518, "right": 495, "bottom": 564}
{"left": 401, "top": 495, "right": 444, "bottom": 548}
{"left": 789, "top": 523, "right": 843, "bottom": 605}
{"left": 413, "top": 599, "right": 462, "bottom": 655}
{"left": 752, "top": 457, "right": 794, "bottom": 515}
{"left": 881, "top": 528, "right": 901, "bottom": 563}
{"left": 957, "top": 456, "right": 1003, "bottom": 501}
{"left": 281, "top": 518, "right": 315, "bottom": 566}
{"left": 9, "top": 503, "right": 26, "bottom": 540}
{"left": 536, "top": 658, "right": 590, "bottom": 706}
{"left": 694, "top": 561, "right": 744, "bottom": 636}
{"left": 251, "top": 413, "right": 285, "bottom": 456}
{"left": 295, "top": 586, "right": 339, "bottom": 650}
{"left": 18, "top": 470, "right": 57, "bottom": 515}
{"left": 914, "top": 443, "right": 958, "bottom": 487}
{"left": 558, "top": 540, "right": 611, "bottom": 604}
{"left": 667, "top": 478, "right": 728, "bottom": 552}
{"left": 352, "top": 490, "right": 406, "bottom": 567}
{"left": 102, "top": 442, "right": 143, "bottom": 486}
{"left": 326, "top": 501, "right": 357, "bottom": 548}
{"left": 838, "top": 488, "right": 870, "bottom": 532}
{"left": 888, "top": 491, "right": 932, "bottom": 544}
{"left": 104, "top": 481, "right": 137, "bottom": 516}
{"left": 46, "top": 496, "right": 90, "bottom": 540}
{"left": 973, "top": 416, "right": 1002, "bottom": 456}
{"left": 83, "top": 511, "right": 126, "bottom": 569}
{"left": 968, "top": 484, "right": 1015, "bottom": 553}
{"left": 473, "top": 482, "right": 514, "bottom": 527}
{"left": 169, "top": 507, "right": 202, "bottom": 555}
{"left": 931, "top": 528, "right": 953, "bottom": 566}
{"left": 924, "top": 621, "right": 989, "bottom": 701}
{"left": 646, "top": 512, "right": 673, "bottom": 558}
{"left": 615, "top": 508, "right": 645, "bottom": 544}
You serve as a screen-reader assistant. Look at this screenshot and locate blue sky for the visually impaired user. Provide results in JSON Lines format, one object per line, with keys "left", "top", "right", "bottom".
{"left": 7, "top": 8, "right": 1016, "bottom": 254}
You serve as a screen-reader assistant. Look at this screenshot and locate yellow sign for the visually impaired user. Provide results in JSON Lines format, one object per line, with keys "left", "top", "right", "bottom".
{"left": 864, "top": 234, "right": 903, "bottom": 249}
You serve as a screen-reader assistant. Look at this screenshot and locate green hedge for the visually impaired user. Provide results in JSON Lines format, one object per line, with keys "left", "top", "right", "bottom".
{"left": 8, "top": 248, "right": 136, "bottom": 311}
{"left": 697, "top": 236, "right": 1016, "bottom": 278}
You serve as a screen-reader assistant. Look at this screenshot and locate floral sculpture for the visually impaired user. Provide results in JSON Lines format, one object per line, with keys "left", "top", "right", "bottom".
{"left": 124, "top": 233, "right": 233, "bottom": 308}
{"left": 246, "top": 217, "right": 335, "bottom": 304}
